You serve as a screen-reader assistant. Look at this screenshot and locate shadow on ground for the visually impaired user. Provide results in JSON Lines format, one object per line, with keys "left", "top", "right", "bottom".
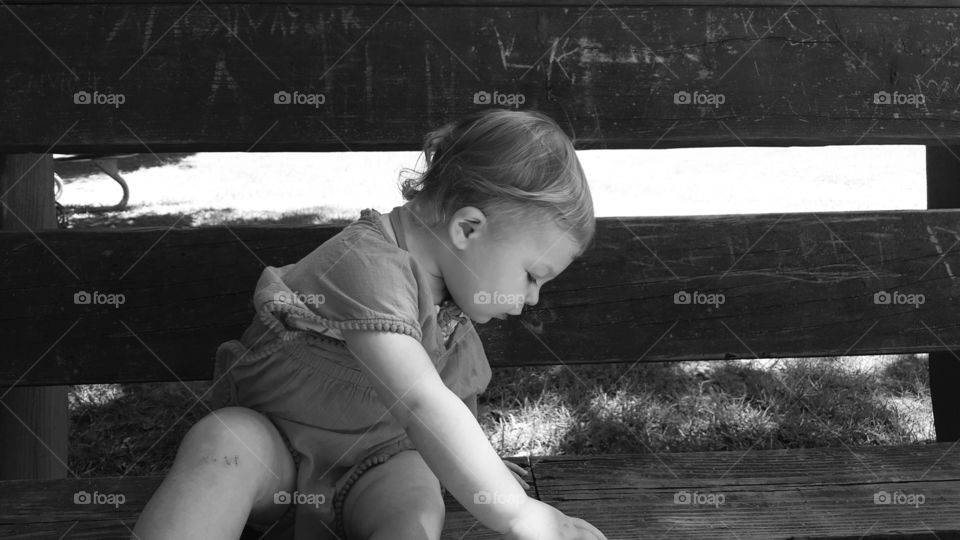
{"left": 63, "top": 208, "right": 356, "bottom": 229}
{"left": 69, "top": 381, "right": 213, "bottom": 477}
{"left": 481, "top": 355, "right": 933, "bottom": 457}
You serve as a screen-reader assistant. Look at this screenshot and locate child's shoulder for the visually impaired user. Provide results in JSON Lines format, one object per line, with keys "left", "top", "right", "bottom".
{"left": 266, "top": 208, "right": 425, "bottom": 336}
{"left": 293, "top": 207, "right": 415, "bottom": 284}
{"left": 322, "top": 208, "right": 403, "bottom": 255}
{"left": 339, "top": 208, "right": 396, "bottom": 246}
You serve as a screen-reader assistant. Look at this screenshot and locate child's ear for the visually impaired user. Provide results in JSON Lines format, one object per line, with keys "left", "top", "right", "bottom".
{"left": 451, "top": 207, "right": 487, "bottom": 245}
{"left": 458, "top": 218, "right": 481, "bottom": 238}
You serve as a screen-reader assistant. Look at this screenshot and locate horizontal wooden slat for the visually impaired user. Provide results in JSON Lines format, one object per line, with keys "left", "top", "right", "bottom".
{"left": 0, "top": 516, "right": 500, "bottom": 540}
{"left": 9, "top": 1, "right": 960, "bottom": 6}
{"left": 2, "top": 446, "right": 958, "bottom": 538}
{"left": 2, "top": 4, "right": 959, "bottom": 152}
{"left": 0, "top": 457, "right": 532, "bottom": 539}
{"left": 535, "top": 442, "right": 960, "bottom": 539}
{"left": 1, "top": 210, "right": 959, "bottom": 386}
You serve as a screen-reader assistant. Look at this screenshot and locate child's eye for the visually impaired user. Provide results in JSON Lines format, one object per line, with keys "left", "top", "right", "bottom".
{"left": 527, "top": 272, "right": 538, "bottom": 285}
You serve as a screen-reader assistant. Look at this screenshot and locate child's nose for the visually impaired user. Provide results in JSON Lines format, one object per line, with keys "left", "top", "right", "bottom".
{"left": 525, "top": 287, "right": 539, "bottom": 307}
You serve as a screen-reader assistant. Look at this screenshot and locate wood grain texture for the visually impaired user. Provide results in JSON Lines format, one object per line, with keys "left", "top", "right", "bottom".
{"left": 1, "top": 209, "right": 959, "bottom": 386}
{"left": 1, "top": 446, "right": 957, "bottom": 539}
{"left": 0, "top": 457, "right": 532, "bottom": 539}
{"left": 9, "top": 1, "right": 960, "bottom": 5}
{"left": 926, "top": 144, "right": 960, "bottom": 443}
{"left": 2, "top": 3, "right": 959, "bottom": 151}
{"left": 534, "top": 442, "right": 960, "bottom": 539}
{"left": 0, "top": 154, "right": 69, "bottom": 482}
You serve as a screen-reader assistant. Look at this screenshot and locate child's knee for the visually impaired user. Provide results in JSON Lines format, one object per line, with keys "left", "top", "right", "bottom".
{"left": 176, "top": 407, "right": 290, "bottom": 487}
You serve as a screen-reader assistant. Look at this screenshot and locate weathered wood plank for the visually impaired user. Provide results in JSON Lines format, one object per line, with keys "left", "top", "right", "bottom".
{"left": 2, "top": 3, "right": 959, "bottom": 152}
{"left": 0, "top": 457, "right": 528, "bottom": 539}
{"left": 2, "top": 210, "right": 959, "bottom": 386}
{"left": 0, "top": 519, "right": 500, "bottom": 540}
{"left": 9, "top": 1, "right": 960, "bottom": 5}
{"left": 926, "top": 144, "right": 960, "bottom": 443}
{"left": 2, "top": 447, "right": 957, "bottom": 539}
{"left": 534, "top": 443, "right": 960, "bottom": 539}
{"left": 0, "top": 477, "right": 157, "bottom": 527}
{"left": 0, "top": 154, "right": 69, "bottom": 483}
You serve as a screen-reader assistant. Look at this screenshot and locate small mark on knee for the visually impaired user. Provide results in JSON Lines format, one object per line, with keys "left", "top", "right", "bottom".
{"left": 201, "top": 455, "right": 240, "bottom": 466}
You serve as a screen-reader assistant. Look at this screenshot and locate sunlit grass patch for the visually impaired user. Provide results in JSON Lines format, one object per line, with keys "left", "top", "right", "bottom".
{"left": 476, "top": 355, "right": 934, "bottom": 458}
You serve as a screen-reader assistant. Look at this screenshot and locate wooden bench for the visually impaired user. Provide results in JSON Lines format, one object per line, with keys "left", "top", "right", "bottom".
{"left": 2, "top": 1, "right": 960, "bottom": 538}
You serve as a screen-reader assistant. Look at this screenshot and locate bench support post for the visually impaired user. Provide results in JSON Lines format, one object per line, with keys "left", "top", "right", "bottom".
{"left": 0, "top": 154, "right": 69, "bottom": 479}
{"left": 926, "top": 145, "right": 960, "bottom": 443}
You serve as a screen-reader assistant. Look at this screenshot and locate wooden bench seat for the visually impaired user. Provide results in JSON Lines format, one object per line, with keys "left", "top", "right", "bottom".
{"left": 2, "top": 210, "right": 960, "bottom": 538}
{"left": 2, "top": 444, "right": 957, "bottom": 539}
{"left": 4, "top": 0, "right": 960, "bottom": 537}
{"left": 534, "top": 443, "right": 960, "bottom": 539}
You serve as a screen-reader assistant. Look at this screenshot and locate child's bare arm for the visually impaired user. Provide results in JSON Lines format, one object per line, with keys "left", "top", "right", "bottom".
{"left": 341, "top": 329, "right": 529, "bottom": 534}
{"left": 462, "top": 393, "right": 531, "bottom": 490}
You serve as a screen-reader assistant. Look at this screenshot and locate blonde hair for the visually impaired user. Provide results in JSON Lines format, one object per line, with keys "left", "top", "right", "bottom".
{"left": 398, "top": 108, "right": 595, "bottom": 257}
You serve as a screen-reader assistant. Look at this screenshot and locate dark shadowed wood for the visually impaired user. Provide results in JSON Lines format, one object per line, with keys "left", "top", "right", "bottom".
{"left": 9, "top": 0, "right": 960, "bottom": 5}
{"left": 926, "top": 144, "right": 960, "bottom": 443}
{"left": 0, "top": 154, "right": 68, "bottom": 482}
{"left": 2, "top": 3, "right": 960, "bottom": 152}
{"left": 1, "top": 210, "right": 959, "bottom": 386}
{"left": 2, "top": 446, "right": 958, "bottom": 538}
{"left": 534, "top": 442, "right": 960, "bottom": 539}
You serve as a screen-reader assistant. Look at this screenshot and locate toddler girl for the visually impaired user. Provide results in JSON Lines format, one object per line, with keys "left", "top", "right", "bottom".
{"left": 133, "top": 108, "right": 606, "bottom": 540}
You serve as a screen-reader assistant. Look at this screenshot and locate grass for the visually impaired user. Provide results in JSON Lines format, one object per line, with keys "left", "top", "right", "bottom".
{"left": 68, "top": 355, "right": 935, "bottom": 477}
{"left": 477, "top": 356, "right": 933, "bottom": 457}
{"left": 70, "top": 382, "right": 211, "bottom": 477}
{"left": 59, "top": 152, "right": 936, "bottom": 478}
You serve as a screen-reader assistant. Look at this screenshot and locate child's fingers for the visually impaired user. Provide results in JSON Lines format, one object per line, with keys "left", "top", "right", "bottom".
{"left": 573, "top": 517, "right": 608, "bottom": 540}
{"left": 511, "top": 470, "right": 531, "bottom": 490}
{"left": 502, "top": 459, "right": 531, "bottom": 489}
{"left": 503, "top": 459, "right": 529, "bottom": 475}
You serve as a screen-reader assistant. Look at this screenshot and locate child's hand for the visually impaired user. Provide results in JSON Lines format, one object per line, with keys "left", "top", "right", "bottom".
{"left": 503, "top": 459, "right": 531, "bottom": 490}
{"left": 505, "top": 498, "right": 608, "bottom": 540}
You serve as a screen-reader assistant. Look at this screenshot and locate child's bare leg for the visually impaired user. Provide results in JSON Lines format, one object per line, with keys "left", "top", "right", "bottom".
{"left": 341, "top": 450, "right": 445, "bottom": 540}
{"left": 132, "top": 406, "right": 296, "bottom": 540}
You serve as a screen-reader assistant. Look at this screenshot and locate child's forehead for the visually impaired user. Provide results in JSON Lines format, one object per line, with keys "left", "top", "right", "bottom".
{"left": 514, "top": 227, "right": 579, "bottom": 270}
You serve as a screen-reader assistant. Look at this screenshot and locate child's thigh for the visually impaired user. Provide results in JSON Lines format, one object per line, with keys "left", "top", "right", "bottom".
{"left": 341, "top": 450, "right": 445, "bottom": 540}
{"left": 180, "top": 406, "right": 296, "bottom": 522}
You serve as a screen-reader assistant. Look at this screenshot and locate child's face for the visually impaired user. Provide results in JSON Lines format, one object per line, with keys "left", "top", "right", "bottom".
{"left": 441, "top": 209, "right": 581, "bottom": 324}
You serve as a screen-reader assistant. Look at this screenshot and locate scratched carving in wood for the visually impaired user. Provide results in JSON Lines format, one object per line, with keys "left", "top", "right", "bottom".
{"left": 1, "top": 3, "right": 959, "bottom": 151}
